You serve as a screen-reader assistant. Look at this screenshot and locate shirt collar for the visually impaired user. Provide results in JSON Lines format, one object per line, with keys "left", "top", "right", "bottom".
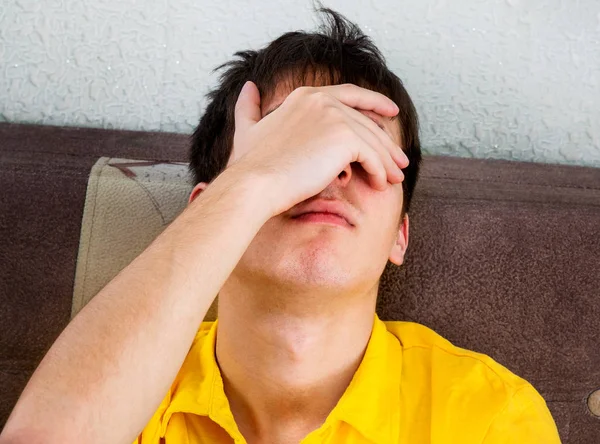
{"left": 161, "top": 313, "right": 403, "bottom": 443}
{"left": 326, "top": 312, "right": 403, "bottom": 443}
{"left": 160, "top": 318, "right": 243, "bottom": 439}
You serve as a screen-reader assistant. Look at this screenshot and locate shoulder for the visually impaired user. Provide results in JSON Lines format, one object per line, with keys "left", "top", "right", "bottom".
{"left": 384, "top": 321, "right": 560, "bottom": 442}
{"left": 383, "top": 320, "right": 530, "bottom": 391}
{"left": 480, "top": 384, "right": 561, "bottom": 443}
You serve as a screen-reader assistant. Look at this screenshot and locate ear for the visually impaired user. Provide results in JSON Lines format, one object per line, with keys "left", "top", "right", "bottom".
{"left": 188, "top": 182, "right": 209, "bottom": 205}
{"left": 388, "top": 214, "right": 409, "bottom": 266}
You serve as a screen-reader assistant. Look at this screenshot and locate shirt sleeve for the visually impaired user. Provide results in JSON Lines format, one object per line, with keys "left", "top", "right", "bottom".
{"left": 482, "top": 384, "right": 562, "bottom": 444}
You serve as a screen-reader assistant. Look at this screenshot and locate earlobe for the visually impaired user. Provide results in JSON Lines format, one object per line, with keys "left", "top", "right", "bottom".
{"left": 388, "top": 214, "right": 409, "bottom": 266}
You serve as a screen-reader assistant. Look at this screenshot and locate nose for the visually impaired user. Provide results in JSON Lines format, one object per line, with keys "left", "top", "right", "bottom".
{"left": 336, "top": 163, "right": 353, "bottom": 187}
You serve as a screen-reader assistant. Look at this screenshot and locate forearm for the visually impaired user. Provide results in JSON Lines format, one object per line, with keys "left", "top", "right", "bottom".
{"left": 0, "top": 167, "right": 271, "bottom": 444}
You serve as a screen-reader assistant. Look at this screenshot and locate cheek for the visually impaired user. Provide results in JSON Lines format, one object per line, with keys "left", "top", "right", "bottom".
{"left": 359, "top": 190, "right": 403, "bottom": 231}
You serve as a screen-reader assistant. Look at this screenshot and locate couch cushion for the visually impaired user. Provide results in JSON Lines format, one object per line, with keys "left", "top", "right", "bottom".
{"left": 70, "top": 157, "right": 221, "bottom": 321}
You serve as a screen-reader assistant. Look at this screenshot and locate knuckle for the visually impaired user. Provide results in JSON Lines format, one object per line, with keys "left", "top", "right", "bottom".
{"left": 291, "top": 85, "right": 309, "bottom": 97}
{"left": 285, "top": 88, "right": 302, "bottom": 104}
{"left": 311, "top": 90, "right": 333, "bottom": 105}
{"left": 313, "top": 94, "right": 339, "bottom": 118}
{"left": 323, "top": 102, "right": 341, "bottom": 119}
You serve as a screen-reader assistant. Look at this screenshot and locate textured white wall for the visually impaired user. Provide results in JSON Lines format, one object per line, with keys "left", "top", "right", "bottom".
{"left": 1, "top": 0, "right": 599, "bottom": 168}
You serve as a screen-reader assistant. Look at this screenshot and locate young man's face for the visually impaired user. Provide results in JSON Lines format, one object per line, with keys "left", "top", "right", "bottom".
{"left": 190, "top": 79, "right": 409, "bottom": 298}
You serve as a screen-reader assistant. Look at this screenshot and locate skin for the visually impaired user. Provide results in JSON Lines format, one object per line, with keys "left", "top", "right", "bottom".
{"left": 187, "top": 81, "right": 410, "bottom": 444}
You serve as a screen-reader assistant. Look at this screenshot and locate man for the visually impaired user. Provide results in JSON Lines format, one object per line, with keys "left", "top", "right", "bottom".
{"left": 1, "top": 7, "right": 560, "bottom": 444}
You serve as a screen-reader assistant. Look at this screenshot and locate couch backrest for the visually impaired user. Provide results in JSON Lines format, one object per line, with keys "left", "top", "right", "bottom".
{"left": 1, "top": 122, "right": 599, "bottom": 442}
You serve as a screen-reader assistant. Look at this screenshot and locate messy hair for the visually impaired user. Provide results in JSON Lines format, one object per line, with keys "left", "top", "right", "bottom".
{"left": 189, "top": 6, "right": 422, "bottom": 219}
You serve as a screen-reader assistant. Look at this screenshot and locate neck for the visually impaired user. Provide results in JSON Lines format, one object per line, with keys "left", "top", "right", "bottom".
{"left": 214, "top": 284, "right": 377, "bottom": 443}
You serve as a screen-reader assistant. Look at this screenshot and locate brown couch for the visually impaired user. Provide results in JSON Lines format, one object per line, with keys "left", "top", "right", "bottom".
{"left": 1, "top": 122, "right": 599, "bottom": 442}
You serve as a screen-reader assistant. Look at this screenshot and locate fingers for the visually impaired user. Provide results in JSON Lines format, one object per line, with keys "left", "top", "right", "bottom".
{"left": 343, "top": 113, "right": 404, "bottom": 188}
{"left": 317, "top": 83, "right": 400, "bottom": 117}
{"left": 342, "top": 105, "right": 409, "bottom": 170}
{"left": 349, "top": 128, "right": 390, "bottom": 191}
{"left": 234, "top": 81, "right": 262, "bottom": 135}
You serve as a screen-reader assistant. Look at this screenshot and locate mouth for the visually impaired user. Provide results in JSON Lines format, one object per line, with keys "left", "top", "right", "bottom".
{"left": 291, "top": 212, "right": 353, "bottom": 228}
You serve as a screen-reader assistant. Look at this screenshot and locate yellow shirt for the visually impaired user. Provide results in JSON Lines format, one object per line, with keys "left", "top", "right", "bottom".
{"left": 134, "top": 314, "right": 561, "bottom": 443}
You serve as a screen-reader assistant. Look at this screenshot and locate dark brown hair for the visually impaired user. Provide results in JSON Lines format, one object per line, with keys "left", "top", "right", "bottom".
{"left": 189, "top": 6, "right": 422, "bottom": 219}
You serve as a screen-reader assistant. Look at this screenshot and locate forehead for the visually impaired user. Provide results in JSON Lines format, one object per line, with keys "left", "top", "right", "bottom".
{"left": 259, "top": 69, "right": 330, "bottom": 113}
{"left": 259, "top": 71, "right": 402, "bottom": 146}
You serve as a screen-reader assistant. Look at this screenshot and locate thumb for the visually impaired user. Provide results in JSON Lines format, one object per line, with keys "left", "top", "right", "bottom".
{"left": 234, "top": 81, "right": 261, "bottom": 135}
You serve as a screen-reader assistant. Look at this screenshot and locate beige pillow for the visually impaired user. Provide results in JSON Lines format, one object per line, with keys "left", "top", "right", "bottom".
{"left": 72, "top": 157, "right": 218, "bottom": 322}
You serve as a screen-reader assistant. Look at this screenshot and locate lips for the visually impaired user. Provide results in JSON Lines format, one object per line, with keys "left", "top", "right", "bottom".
{"left": 290, "top": 199, "right": 355, "bottom": 227}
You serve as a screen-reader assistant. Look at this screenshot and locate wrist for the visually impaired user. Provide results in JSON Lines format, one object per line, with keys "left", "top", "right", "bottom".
{"left": 204, "top": 164, "right": 274, "bottom": 226}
